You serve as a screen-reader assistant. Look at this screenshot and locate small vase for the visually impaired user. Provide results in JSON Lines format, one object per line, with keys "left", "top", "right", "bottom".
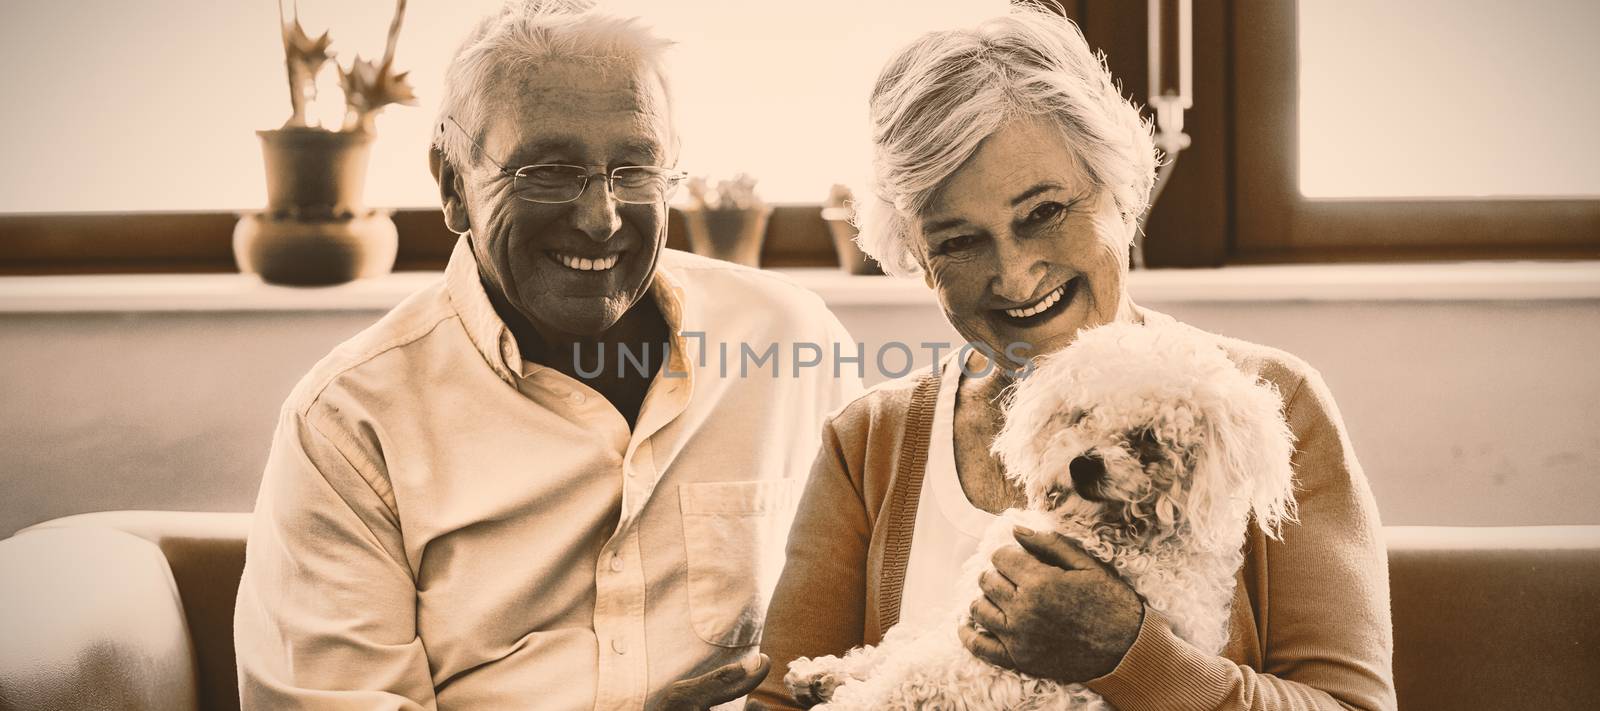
{"left": 682, "top": 206, "right": 772, "bottom": 268}
{"left": 821, "top": 206, "right": 884, "bottom": 276}
{"left": 236, "top": 127, "right": 396, "bottom": 285}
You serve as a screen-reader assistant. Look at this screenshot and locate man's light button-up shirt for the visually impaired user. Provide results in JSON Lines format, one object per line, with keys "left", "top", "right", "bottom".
{"left": 233, "top": 238, "right": 862, "bottom": 710}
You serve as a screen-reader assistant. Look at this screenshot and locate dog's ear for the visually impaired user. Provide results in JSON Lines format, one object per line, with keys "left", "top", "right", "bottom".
{"left": 1233, "top": 363, "right": 1296, "bottom": 534}
{"left": 1192, "top": 379, "right": 1298, "bottom": 547}
{"left": 1239, "top": 380, "right": 1298, "bottom": 538}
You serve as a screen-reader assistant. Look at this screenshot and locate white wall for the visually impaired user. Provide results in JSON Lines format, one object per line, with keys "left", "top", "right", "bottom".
{"left": 3, "top": 310, "right": 376, "bottom": 536}
{"left": 3, "top": 267, "right": 1598, "bottom": 536}
{"left": 825, "top": 294, "right": 1600, "bottom": 529}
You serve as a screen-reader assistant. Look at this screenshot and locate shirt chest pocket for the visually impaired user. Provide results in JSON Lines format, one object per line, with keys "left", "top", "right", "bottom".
{"left": 678, "top": 479, "right": 800, "bottom": 648}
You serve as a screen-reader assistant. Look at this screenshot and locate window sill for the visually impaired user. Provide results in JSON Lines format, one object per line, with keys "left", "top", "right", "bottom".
{"left": 0, "top": 261, "right": 1596, "bottom": 314}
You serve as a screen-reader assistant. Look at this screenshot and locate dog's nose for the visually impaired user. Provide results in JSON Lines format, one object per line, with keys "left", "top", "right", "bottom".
{"left": 1070, "top": 453, "right": 1106, "bottom": 501}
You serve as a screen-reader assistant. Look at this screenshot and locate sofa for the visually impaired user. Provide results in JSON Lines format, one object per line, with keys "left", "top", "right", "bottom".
{"left": 1, "top": 511, "right": 1597, "bottom": 711}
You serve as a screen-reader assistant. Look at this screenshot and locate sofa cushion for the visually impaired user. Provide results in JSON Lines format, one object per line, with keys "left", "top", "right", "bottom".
{"left": 7, "top": 512, "right": 1599, "bottom": 710}
{"left": 1387, "top": 526, "right": 1600, "bottom": 711}
{"left": 0, "top": 526, "right": 199, "bottom": 711}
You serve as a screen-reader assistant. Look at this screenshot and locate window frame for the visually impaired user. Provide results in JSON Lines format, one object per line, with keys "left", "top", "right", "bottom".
{"left": 1054, "top": 0, "right": 1233, "bottom": 267}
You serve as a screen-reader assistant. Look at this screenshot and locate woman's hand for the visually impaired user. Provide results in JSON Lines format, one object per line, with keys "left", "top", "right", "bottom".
{"left": 958, "top": 526, "right": 1143, "bottom": 684}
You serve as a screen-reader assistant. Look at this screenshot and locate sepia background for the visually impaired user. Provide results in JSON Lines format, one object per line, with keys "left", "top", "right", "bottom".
{"left": 0, "top": 1, "right": 1597, "bottom": 709}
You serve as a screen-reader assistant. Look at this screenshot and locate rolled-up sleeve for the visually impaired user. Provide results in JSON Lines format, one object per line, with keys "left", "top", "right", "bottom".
{"left": 233, "top": 407, "right": 437, "bottom": 710}
{"left": 1086, "top": 370, "right": 1396, "bottom": 711}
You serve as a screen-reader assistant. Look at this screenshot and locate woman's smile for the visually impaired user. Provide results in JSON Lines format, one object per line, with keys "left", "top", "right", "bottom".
{"left": 994, "top": 275, "right": 1083, "bottom": 326}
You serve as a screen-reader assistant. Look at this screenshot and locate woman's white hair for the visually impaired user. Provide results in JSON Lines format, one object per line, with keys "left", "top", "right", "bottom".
{"left": 858, "top": 7, "right": 1157, "bottom": 278}
{"left": 431, "top": 0, "right": 674, "bottom": 170}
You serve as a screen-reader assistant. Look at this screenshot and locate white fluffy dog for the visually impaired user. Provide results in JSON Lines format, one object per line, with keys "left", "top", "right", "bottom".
{"left": 784, "top": 321, "right": 1299, "bottom": 710}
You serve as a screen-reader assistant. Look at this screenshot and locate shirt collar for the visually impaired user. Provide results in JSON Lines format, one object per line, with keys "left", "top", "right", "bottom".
{"left": 444, "top": 235, "right": 695, "bottom": 387}
{"left": 650, "top": 262, "right": 695, "bottom": 397}
{"left": 445, "top": 235, "right": 518, "bottom": 385}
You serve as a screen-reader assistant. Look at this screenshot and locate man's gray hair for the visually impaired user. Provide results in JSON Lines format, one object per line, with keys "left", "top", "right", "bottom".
{"left": 431, "top": 0, "right": 674, "bottom": 170}
{"left": 857, "top": 7, "right": 1157, "bottom": 278}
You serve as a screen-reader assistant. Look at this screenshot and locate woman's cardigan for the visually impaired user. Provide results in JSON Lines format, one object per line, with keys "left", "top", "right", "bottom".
{"left": 752, "top": 328, "right": 1396, "bottom": 711}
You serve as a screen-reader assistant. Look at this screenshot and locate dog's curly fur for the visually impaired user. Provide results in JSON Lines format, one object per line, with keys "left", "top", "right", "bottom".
{"left": 785, "top": 321, "right": 1298, "bottom": 709}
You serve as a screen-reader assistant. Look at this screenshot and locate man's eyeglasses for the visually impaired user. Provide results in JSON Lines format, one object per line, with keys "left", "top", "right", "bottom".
{"left": 444, "top": 116, "right": 687, "bottom": 205}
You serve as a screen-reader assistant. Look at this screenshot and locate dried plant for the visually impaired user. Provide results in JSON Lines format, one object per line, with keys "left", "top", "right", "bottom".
{"left": 337, "top": 0, "right": 416, "bottom": 133}
{"left": 686, "top": 173, "right": 766, "bottom": 211}
{"left": 277, "top": 0, "right": 414, "bottom": 133}
{"left": 279, "top": 4, "right": 334, "bottom": 127}
{"left": 338, "top": 55, "right": 417, "bottom": 133}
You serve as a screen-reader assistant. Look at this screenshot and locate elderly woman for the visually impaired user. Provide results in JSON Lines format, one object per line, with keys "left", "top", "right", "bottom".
{"left": 750, "top": 9, "right": 1394, "bottom": 711}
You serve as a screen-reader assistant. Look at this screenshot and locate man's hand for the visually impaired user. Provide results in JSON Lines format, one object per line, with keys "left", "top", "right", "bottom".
{"left": 657, "top": 653, "right": 771, "bottom": 711}
{"left": 957, "top": 526, "right": 1143, "bottom": 684}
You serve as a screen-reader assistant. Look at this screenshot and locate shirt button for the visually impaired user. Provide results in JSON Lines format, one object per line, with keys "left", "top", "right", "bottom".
{"left": 612, "top": 638, "right": 628, "bottom": 655}
{"left": 569, "top": 391, "right": 586, "bottom": 404}
{"left": 609, "top": 554, "right": 624, "bottom": 572}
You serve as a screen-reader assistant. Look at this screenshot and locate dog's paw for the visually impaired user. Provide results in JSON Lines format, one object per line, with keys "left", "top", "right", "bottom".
{"left": 783, "top": 655, "right": 848, "bottom": 708}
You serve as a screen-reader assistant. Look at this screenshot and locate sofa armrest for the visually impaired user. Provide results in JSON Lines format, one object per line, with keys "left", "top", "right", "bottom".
{"left": 0, "top": 526, "right": 200, "bottom": 711}
{"left": 20, "top": 511, "right": 250, "bottom": 711}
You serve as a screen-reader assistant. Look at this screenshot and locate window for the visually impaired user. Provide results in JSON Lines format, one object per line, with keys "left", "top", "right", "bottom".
{"left": 0, "top": 0, "right": 1003, "bottom": 213}
{"left": 3, "top": 0, "right": 1593, "bottom": 273}
{"left": 1058, "top": 0, "right": 1599, "bottom": 266}
{"left": 1, "top": 0, "right": 1007, "bottom": 273}
{"left": 1298, "top": 0, "right": 1600, "bottom": 199}
{"left": 1231, "top": 0, "right": 1600, "bottom": 263}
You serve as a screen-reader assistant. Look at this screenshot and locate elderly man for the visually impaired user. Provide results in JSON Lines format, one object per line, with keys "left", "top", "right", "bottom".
{"left": 232, "top": 3, "right": 860, "bottom": 709}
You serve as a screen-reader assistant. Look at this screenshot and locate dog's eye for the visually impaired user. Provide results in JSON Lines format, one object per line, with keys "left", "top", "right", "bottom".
{"left": 1128, "top": 427, "right": 1164, "bottom": 464}
{"left": 1045, "top": 484, "right": 1069, "bottom": 509}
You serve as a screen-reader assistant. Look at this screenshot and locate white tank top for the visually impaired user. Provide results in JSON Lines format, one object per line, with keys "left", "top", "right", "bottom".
{"left": 898, "top": 355, "right": 1000, "bottom": 630}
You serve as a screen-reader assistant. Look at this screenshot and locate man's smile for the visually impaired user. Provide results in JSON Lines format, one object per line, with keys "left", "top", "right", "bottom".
{"left": 547, "top": 250, "right": 622, "bottom": 272}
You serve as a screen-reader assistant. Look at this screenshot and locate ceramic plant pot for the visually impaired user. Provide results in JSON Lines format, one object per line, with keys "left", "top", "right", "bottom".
{"left": 233, "top": 127, "right": 397, "bottom": 286}
{"left": 821, "top": 206, "right": 884, "bottom": 275}
{"left": 682, "top": 206, "right": 773, "bottom": 268}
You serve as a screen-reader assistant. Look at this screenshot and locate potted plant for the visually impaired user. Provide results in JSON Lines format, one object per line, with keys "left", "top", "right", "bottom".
{"left": 821, "top": 184, "right": 883, "bottom": 275}
{"left": 680, "top": 174, "right": 772, "bottom": 268}
{"left": 233, "top": 0, "right": 416, "bottom": 286}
